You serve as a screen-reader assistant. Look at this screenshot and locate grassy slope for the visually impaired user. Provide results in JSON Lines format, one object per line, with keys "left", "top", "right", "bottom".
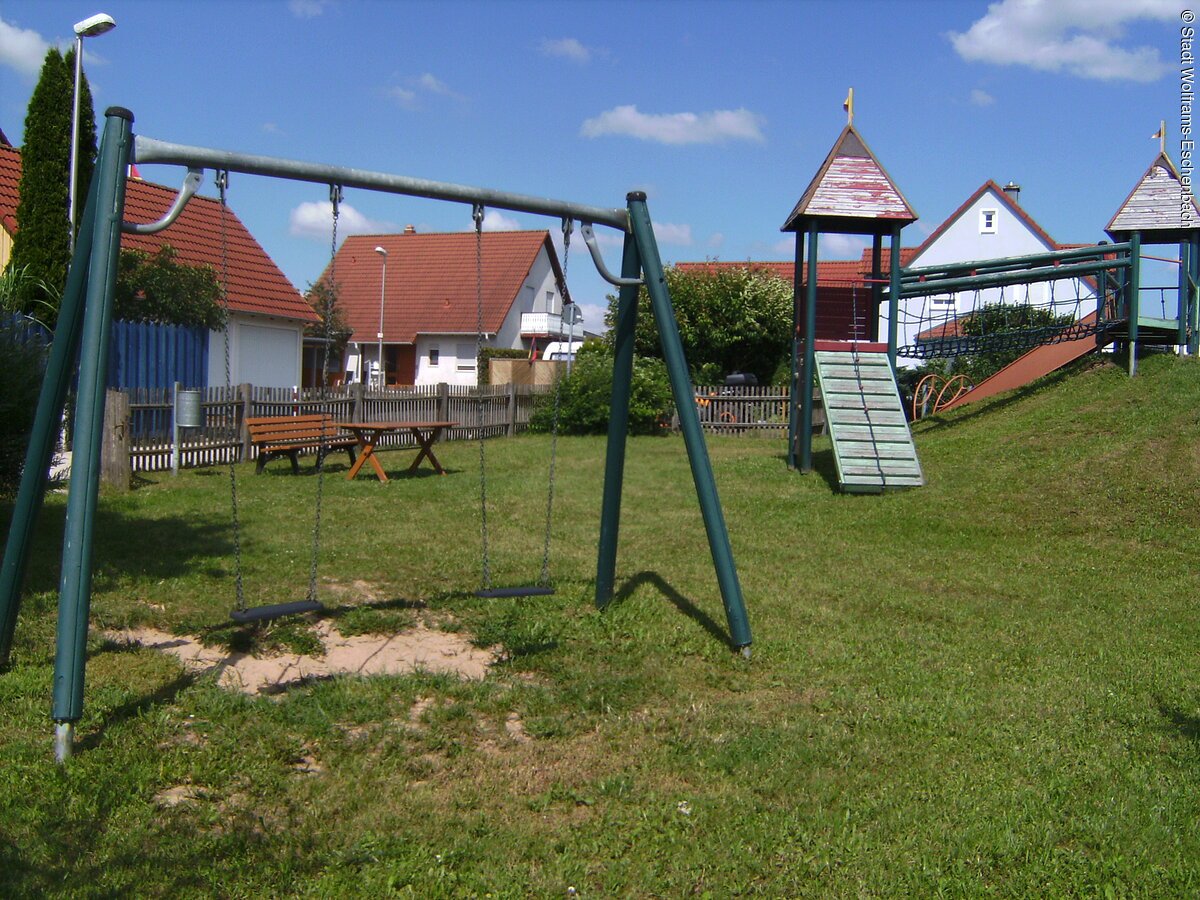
{"left": 3, "top": 353, "right": 1200, "bottom": 897}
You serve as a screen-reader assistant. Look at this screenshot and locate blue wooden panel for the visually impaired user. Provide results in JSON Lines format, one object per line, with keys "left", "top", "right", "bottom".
{"left": 107, "top": 320, "right": 208, "bottom": 390}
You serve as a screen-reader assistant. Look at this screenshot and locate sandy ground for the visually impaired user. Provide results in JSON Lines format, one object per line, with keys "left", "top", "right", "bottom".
{"left": 105, "top": 619, "right": 495, "bottom": 695}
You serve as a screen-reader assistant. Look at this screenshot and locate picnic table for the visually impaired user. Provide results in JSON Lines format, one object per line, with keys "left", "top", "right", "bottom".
{"left": 342, "top": 421, "right": 458, "bottom": 482}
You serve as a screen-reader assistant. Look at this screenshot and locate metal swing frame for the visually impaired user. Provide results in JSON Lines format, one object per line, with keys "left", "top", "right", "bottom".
{"left": 0, "top": 107, "right": 752, "bottom": 762}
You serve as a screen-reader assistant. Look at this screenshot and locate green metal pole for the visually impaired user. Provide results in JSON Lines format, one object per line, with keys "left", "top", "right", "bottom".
{"left": 786, "top": 234, "right": 801, "bottom": 469}
{"left": 888, "top": 224, "right": 902, "bottom": 367}
{"left": 51, "top": 108, "right": 134, "bottom": 761}
{"left": 1180, "top": 239, "right": 1191, "bottom": 349}
{"left": 1190, "top": 234, "right": 1200, "bottom": 356}
{"left": 0, "top": 158, "right": 101, "bottom": 668}
{"left": 1128, "top": 231, "right": 1141, "bottom": 376}
{"left": 799, "top": 225, "right": 818, "bottom": 474}
{"left": 626, "top": 193, "right": 751, "bottom": 652}
{"left": 595, "top": 229, "right": 642, "bottom": 609}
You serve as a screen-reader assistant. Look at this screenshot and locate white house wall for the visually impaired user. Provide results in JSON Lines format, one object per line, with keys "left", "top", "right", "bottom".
{"left": 883, "top": 187, "right": 1097, "bottom": 368}
{"left": 207, "top": 314, "right": 304, "bottom": 388}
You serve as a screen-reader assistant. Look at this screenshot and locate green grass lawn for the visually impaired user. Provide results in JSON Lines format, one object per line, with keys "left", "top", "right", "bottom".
{"left": 4, "top": 352, "right": 1200, "bottom": 897}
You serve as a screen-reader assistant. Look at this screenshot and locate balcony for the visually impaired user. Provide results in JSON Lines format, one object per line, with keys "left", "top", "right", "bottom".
{"left": 520, "top": 312, "right": 570, "bottom": 337}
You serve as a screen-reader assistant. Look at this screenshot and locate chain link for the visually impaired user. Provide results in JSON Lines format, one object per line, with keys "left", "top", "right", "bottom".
{"left": 473, "top": 205, "right": 491, "bottom": 591}
{"left": 537, "top": 219, "right": 571, "bottom": 585}
{"left": 217, "top": 171, "right": 246, "bottom": 614}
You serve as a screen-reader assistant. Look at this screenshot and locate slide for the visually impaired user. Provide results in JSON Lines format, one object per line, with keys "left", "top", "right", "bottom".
{"left": 939, "top": 312, "right": 1106, "bottom": 412}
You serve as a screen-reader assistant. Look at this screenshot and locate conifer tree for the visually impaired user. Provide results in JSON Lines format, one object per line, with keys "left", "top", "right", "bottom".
{"left": 8, "top": 47, "right": 97, "bottom": 325}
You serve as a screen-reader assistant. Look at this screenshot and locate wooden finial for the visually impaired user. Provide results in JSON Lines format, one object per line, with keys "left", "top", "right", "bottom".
{"left": 1153, "top": 120, "right": 1166, "bottom": 154}
{"left": 843, "top": 88, "right": 854, "bottom": 126}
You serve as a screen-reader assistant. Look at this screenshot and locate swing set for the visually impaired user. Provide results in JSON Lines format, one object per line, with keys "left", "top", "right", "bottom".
{"left": 0, "top": 107, "right": 753, "bottom": 762}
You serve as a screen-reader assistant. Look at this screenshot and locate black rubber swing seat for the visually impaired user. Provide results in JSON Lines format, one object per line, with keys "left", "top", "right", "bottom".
{"left": 230, "top": 599, "right": 324, "bottom": 624}
{"left": 474, "top": 586, "right": 555, "bottom": 599}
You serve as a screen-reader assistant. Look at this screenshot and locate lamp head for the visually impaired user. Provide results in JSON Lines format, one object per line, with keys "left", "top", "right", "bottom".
{"left": 374, "top": 246, "right": 387, "bottom": 257}
{"left": 74, "top": 13, "right": 116, "bottom": 37}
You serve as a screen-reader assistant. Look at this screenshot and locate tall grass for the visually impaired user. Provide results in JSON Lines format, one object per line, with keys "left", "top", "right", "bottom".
{"left": 3, "top": 352, "right": 1200, "bottom": 896}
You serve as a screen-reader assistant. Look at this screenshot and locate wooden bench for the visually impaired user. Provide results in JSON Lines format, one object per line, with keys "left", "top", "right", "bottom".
{"left": 245, "top": 414, "right": 358, "bottom": 474}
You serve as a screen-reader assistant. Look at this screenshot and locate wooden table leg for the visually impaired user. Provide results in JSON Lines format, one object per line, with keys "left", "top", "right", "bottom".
{"left": 408, "top": 427, "right": 447, "bottom": 475}
{"left": 346, "top": 432, "right": 388, "bottom": 482}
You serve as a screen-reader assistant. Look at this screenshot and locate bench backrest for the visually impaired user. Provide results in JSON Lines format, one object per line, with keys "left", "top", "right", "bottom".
{"left": 245, "top": 414, "right": 346, "bottom": 446}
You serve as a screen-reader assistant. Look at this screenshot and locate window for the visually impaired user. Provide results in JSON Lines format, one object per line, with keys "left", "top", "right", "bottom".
{"left": 980, "top": 209, "right": 998, "bottom": 234}
{"left": 456, "top": 343, "right": 476, "bottom": 371}
{"left": 428, "top": 345, "right": 440, "bottom": 367}
{"left": 546, "top": 290, "right": 555, "bottom": 313}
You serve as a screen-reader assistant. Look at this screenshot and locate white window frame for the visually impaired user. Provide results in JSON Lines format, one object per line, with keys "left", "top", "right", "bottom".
{"left": 428, "top": 344, "right": 440, "bottom": 367}
{"left": 980, "top": 208, "right": 998, "bottom": 234}
{"left": 456, "top": 342, "right": 476, "bottom": 372}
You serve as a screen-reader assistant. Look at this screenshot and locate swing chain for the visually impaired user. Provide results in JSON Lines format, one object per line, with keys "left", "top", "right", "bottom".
{"left": 217, "top": 171, "right": 246, "bottom": 613}
{"left": 538, "top": 219, "right": 572, "bottom": 586}
{"left": 474, "top": 205, "right": 492, "bottom": 591}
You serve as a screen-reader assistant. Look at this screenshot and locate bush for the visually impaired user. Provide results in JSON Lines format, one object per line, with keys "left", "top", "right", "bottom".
{"left": 528, "top": 341, "right": 673, "bottom": 436}
{"left": 0, "top": 318, "right": 50, "bottom": 496}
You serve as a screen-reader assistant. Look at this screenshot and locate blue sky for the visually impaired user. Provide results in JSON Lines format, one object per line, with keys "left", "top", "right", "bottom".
{"left": 0, "top": 0, "right": 1187, "bottom": 332}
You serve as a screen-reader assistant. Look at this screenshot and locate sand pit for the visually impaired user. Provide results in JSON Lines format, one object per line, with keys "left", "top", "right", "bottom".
{"left": 106, "top": 620, "right": 495, "bottom": 695}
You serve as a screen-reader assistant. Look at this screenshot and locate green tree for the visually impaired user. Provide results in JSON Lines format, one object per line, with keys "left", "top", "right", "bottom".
{"left": 304, "top": 278, "right": 351, "bottom": 383}
{"left": 8, "top": 48, "right": 96, "bottom": 325}
{"left": 606, "top": 264, "right": 793, "bottom": 385}
{"left": 114, "top": 246, "right": 225, "bottom": 328}
{"left": 528, "top": 340, "right": 672, "bottom": 436}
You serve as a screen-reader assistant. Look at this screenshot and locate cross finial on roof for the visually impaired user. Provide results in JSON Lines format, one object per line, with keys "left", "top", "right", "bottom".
{"left": 843, "top": 88, "right": 854, "bottom": 126}
{"left": 1152, "top": 120, "right": 1166, "bottom": 154}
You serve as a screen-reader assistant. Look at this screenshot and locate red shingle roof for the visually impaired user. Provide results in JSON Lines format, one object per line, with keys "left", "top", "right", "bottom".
{"left": 323, "top": 230, "right": 560, "bottom": 345}
{"left": 676, "top": 246, "right": 919, "bottom": 288}
{"left": 0, "top": 146, "right": 314, "bottom": 323}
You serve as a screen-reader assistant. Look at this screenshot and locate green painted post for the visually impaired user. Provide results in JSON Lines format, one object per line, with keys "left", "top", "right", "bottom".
{"left": 888, "top": 224, "right": 902, "bottom": 367}
{"left": 1128, "top": 231, "right": 1141, "bottom": 376}
{"left": 786, "top": 235, "right": 802, "bottom": 469}
{"left": 51, "top": 108, "right": 134, "bottom": 760}
{"left": 595, "top": 229, "right": 641, "bottom": 609}
{"left": 1191, "top": 234, "right": 1200, "bottom": 356}
{"left": 799, "top": 225, "right": 818, "bottom": 474}
{"left": 0, "top": 160, "right": 101, "bottom": 668}
{"left": 1178, "top": 239, "right": 1189, "bottom": 348}
{"left": 626, "top": 194, "right": 751, "bottom": 652}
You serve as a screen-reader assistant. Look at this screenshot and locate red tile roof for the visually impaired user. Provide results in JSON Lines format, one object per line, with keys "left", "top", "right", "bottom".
{"left": 322, "top": 230, "right": 561, "bottom": 344}
{"left": 0, "top": 146, "right": 314, "bottom": 323}
{"left": 676, "top": 246, "right": 919, "bottom": 288}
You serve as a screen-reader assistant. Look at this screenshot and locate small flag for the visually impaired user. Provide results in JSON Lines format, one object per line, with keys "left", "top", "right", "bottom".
{"left": 1151, "top": 123, "right": 1164, "bottom": 140}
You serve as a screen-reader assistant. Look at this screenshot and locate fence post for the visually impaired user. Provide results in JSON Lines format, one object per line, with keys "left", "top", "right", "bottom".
{"left": 437, "top": 381, "right": 450, "bottom": 423}
{"left": 350, "top": 381, "right": 365, "bottom": 423}
{"left": 171, "top": 381, "right": 181, "bottom": 476}
{"left": 507, "top": 382, "right": 517, "bottom": 436}
{"left": 101, "top": 389, "right": 130, "bottom": 491}
{"left": 238, "top": 383, "right": 253, "bottom": 462}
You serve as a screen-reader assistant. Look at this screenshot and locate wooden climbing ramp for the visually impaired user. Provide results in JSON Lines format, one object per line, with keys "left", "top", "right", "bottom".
{"left": 813, "top": 341, "right": 924, "bottom": 493}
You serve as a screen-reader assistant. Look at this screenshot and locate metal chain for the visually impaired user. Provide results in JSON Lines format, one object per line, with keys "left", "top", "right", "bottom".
{"left": 473, "top": 205, "right": 491, "bottom": 591}
{"left": 538, "top": 219, "right": 571, "bottom": 585}
{"left": 306, "top": 185, "right": 342, "bottom": 604}
{"left": 217, "top": 171, "right": 246, "bottom": 613}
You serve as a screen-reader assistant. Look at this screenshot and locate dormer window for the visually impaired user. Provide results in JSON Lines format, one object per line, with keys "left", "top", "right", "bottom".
{"left": 980, "top": 209, "right": 998, "bottom": 234}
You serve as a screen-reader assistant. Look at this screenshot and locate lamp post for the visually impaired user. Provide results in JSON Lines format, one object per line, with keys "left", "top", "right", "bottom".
{"left": 69, "top": 13, "right": 116, "bottom": 256}
{"left": 374, "top": 246, "right": 387, "bottom": 388}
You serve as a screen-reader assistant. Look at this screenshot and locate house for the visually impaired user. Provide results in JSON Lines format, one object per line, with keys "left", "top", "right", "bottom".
{"left": 322, "top": 228, "right": 571, "bottom": 387}
{"left": 0, "top": 140, "right": 317, "bottom": 389}
{"left": 678, "top": 180, "right": 1097, "bottom": 369}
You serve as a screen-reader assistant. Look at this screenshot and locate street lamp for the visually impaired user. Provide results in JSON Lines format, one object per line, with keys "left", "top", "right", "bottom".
{"left": 69, "top": 12, "right": 116, "bottom": 256}
{"left": 374, "top": 246, "right": 388, "bottom": 388}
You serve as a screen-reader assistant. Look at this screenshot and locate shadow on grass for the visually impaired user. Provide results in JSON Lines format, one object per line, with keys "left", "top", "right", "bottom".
{"left": 1157, "top": 701, "right": 1200, "bottom": 742}
{"left": 612, "top": 570, "right": 731, "bottom": 648}
{"left": 75, "top": 671, "right": 196, "bottom": 754}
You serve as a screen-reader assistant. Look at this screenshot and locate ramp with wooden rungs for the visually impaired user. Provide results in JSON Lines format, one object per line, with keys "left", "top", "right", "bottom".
{"left": 814, "top": 342, "right": 924, "bottom": 493}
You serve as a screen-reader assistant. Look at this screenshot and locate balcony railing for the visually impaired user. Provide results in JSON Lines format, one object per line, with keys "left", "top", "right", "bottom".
{"left": 520, "top": 312, "right": 571, "bottom": 337}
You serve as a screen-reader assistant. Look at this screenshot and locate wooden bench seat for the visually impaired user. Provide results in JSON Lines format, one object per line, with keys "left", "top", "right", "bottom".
{"left": 245, "top": 414, "right": 358, "bottom": 474}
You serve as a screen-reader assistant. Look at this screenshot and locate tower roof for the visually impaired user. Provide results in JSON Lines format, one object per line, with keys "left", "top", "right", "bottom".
{"left": 1106, "top": 151, "right": 1200, "bottom": 240}
{"left": 781, "top": 124, "right": 917, "bottom": 234}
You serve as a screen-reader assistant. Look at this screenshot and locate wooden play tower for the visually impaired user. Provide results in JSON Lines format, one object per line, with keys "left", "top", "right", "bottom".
{"left": 781, "top": 97, "right": 923, "bottom": 492}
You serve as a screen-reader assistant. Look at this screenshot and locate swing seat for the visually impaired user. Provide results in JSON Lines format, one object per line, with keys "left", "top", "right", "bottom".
{"left": 474, "top": 586, "right": 555, "bottom": 599}
{"left": 230, "top": 599, "right": 323, "bottom": 624}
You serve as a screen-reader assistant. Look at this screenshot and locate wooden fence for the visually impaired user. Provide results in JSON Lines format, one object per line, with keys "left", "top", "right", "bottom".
{"left": 125, "top": 382, "right": 551, "bottom": 473}
{"left": 120, "top": 381, "right": 798, "bottom": 473}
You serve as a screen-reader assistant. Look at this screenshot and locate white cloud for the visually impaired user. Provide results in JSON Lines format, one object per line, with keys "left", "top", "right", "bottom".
{"left": 970, "top": 88, "right": 996, "bottom": 106}
{"left": 475, "top": 209, "right": 521, "bottom": 231}
{"left": 0, "top": 17, "right": 50, "bottom": 78}
{"left": 653, "top": 222, "right": 693, "bottom": 245}
{"left": 261, "top": 122, "right": 283, "bottom": 135}
{"left": 541, "top": 37, "right": 592, "bottom": 63}
{"left": 289, "top": 0, "right": 331, "bottom": 19}
{"left": 707, "top": 232, "right": 726, "bottom": 251}
{"left": 387, "top": 73, "right": 462, "bottom": 110}
{"left": 289, "top": 201, "right": 396, "bottom": 240}
{"left": 581, "top": 104, "right": 766, "bottom": 145}
{"left": 949, "top": 0, "right": 1176, "bottom": 82}
{"left": 770, "top": 233, "right": 865, "bottom": 259}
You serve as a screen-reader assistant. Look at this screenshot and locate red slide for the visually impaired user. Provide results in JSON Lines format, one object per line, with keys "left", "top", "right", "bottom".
{"left": 939, "top": 312, "right": 1106, "bottom": 412}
